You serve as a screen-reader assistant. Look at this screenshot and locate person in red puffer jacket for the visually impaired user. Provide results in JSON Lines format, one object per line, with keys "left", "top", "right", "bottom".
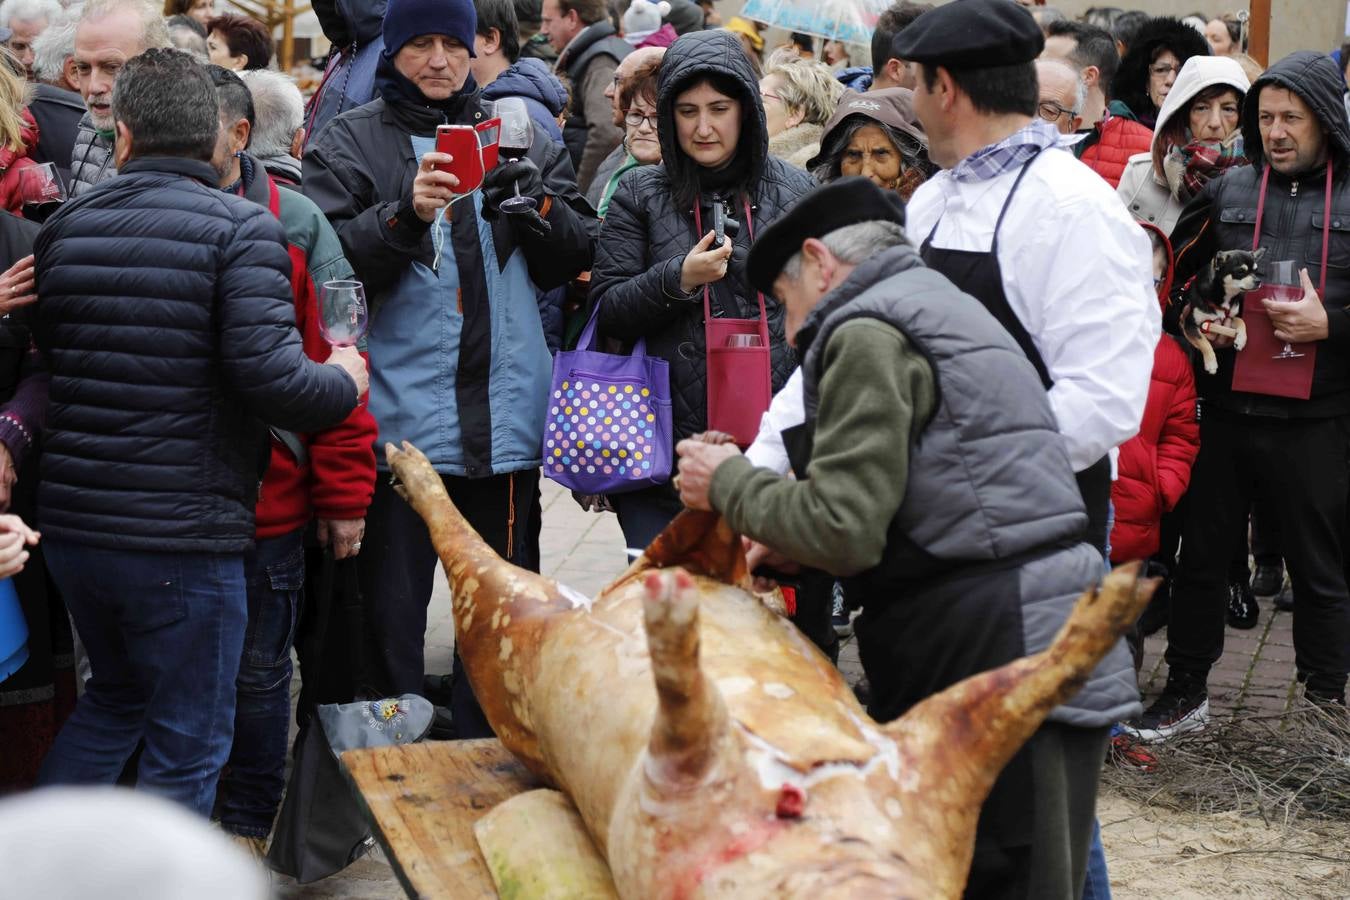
{"left": 0, "top": 83, "right": 41, "bottom": 217}
{"left": 207, "top": 66, "right": 377, "bottom": 847}
{"left": 1110, "top": 222, "right": 1199, "bottom": 567}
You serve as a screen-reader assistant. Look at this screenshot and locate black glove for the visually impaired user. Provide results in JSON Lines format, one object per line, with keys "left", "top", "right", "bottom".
{"left": 481, "top": 157, "right": 552, "bottom": 238}
{"left": 482, "top": 157, "right": 545, "bottom": 218}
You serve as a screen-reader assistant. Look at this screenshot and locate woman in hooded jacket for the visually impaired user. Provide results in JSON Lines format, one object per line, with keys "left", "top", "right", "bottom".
{"left": 1108, "top": 16, "right": 1212, "bottom": 130}
{"left": 1118, "top": 55, "right": 1250, "bottom": 234}
{"left": 591, "top": 29, "right": 814, "bottom": 550}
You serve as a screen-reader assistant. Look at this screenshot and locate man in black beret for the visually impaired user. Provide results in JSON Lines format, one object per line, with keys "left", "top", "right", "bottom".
{"left": 674, "top": 176, "right": 1139, "bottom": 898}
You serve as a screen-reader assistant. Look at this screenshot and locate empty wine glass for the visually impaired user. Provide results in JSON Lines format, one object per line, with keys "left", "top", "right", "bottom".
{"left": 18, "top": 162, "right": 66, "bottom": 211}
{"left": 1267, "top": 259, "right": 1305, "bottom": 360}
{"left": 318, "top": 280, "right": 368, "bottom": 348}
{"left": 493, "top": 97, "right": 536, "bottom": 214}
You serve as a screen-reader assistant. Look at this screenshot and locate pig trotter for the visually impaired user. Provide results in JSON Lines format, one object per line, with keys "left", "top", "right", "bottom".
{"left": 642, "top": 569, "right": 730, "bottom": 785}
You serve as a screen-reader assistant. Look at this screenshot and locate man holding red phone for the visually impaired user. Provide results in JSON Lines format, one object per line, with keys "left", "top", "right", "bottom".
{"left": 304, "top": 0, "right": 594, "bottom": 738}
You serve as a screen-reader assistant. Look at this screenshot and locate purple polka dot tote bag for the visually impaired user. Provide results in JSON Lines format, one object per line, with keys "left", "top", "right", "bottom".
{"left": 542, "top": 304, "right": 672, "bottom": 493}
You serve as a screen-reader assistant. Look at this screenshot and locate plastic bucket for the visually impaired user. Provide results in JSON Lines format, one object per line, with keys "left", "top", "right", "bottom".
{"left": 0, "top": 577, "right": 27, "bottom": 683}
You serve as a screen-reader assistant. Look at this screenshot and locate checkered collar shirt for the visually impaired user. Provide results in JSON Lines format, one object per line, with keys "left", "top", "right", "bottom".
{"left": 950, "top": 119, "right": 1061, "bottom": 184}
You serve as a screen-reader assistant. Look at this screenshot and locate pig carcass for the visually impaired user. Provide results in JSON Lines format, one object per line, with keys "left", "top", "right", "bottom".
{"left": 386, "top": 441, "right": 1151, "bottom": 899}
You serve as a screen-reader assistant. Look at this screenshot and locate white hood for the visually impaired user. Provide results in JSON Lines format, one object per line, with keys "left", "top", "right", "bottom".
{"left": 1150, "top": 55, "right": 1251, "bottom": 156}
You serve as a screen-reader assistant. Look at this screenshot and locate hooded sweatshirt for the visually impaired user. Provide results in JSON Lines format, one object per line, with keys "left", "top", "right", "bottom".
{"left": 1170, "top": 51, "right": 1350, "bottom": 419}
{"left": 1117, "top": 55, "right": 1250, "bottom": 234}
{"left": 481, "top": 57, "right": 568, "bottom": 142}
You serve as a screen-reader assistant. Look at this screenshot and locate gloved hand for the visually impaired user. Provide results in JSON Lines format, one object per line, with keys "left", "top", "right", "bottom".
{"left": 482, "top": 157, "right": 545, "bottom": 219}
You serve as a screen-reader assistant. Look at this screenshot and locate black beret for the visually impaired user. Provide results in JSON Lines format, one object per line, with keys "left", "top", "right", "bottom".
{"left": 891, "top": 0, "right": 1044, "bottom": 69}
{"left": 746, "top": 177, "right": 907, "bottom": 295}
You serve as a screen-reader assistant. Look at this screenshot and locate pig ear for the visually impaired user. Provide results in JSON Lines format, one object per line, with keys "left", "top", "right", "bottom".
{"left": 641, "top": 569, "right": 732, "bottom": 786}
{"left": 618, "top": 511, "right": 752, "bottom": 591}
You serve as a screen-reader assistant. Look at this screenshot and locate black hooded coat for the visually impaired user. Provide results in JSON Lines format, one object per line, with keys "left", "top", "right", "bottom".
{"left": 1170, "top": 50, "right": 1350, "bottom": 419}
{"left": 591, "top": 30, "right": 814, "bottom": 448}
{"left": 1111, "top": 16, "right": 1211, "bottom": 128}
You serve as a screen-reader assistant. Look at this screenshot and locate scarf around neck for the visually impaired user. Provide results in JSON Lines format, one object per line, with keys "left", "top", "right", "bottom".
{"left": 1164, "top": 129, "right": 1246, "bottom": 202}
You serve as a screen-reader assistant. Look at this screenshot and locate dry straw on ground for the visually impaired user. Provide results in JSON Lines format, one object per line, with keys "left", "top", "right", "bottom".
{"left": 1104, "top": 704, "right": 1350, "bottom": 826}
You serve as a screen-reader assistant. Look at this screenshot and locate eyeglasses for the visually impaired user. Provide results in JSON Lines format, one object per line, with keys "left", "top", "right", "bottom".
{"left": 624, "top": 111, "right": 659, "bottom": 130}
{"left": 1037, "top": 100, "right": 1074, "bottom": 122}
{"left": 1149, "top": 63, "right": 1180, "bottom": 77}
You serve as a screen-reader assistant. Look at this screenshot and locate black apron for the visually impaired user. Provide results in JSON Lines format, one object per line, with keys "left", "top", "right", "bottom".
{"left": 919, "top": 152, "right": 1112, "bottom": 558}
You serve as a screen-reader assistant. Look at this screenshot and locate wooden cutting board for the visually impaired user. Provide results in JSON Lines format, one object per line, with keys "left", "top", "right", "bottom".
{"left": 340, "top": 738, "right": 542, "bottom": 899}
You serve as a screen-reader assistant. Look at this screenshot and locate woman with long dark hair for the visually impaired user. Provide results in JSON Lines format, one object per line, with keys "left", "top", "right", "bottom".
{"left": 590, "top": 29, "right": 813, "bottom": 549}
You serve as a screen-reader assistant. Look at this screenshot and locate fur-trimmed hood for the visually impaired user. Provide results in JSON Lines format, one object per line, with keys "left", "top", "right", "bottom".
{"left": 1111, "top": 17, "right": 1211, "bottom": 126}
{"left": 1240, "top": 50, "right": 1350, "bottom": 176}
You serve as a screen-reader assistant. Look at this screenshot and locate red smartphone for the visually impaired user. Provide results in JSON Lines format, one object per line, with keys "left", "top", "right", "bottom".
{"left": 434, "top": 124, "right": 484, "bottom": 193}
{"left": 433, "top": 119, "right": 502, "bottom": 193}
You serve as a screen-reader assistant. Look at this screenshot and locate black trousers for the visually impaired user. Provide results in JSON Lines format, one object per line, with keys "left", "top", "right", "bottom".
{"left": 1167, "top": 412, "right": 1350, "bottom": 694}
{"left": 357, "top": 468, "right": 541, "bottom": 738}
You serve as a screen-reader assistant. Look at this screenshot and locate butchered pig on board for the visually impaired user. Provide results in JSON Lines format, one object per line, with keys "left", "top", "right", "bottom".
{"left": 386, "top": 441, "right": 1153, "bottom": 899}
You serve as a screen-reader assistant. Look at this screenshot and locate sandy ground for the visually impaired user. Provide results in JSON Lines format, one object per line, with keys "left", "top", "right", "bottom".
{"left": 1099, "top": 792, "right": 1350, "bottom": 899}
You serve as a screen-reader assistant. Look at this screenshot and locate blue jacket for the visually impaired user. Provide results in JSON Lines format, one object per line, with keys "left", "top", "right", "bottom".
{"left": 481, "top": 58, "right": 568, "bottom": 143}
{"left": 303, "top": 66, "right": 595, "bottom": 477}
{"left": 31, "top": 157, "right": 358, "bottom": 552}
{"left": 304, "top": 0, "right": 385, "bottom": 152}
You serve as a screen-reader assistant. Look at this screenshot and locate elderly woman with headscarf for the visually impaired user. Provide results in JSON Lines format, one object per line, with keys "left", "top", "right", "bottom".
{"left": 807, "top": 88, "right": 934, "bottom": 201}
{"left": 760, "top": 49, "right": 842, "bottom": 168}
{"left": 1117, "top": 55, "right": 1250, "bottom": 234}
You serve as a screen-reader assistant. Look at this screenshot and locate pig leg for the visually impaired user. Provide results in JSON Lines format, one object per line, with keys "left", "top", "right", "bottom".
{"left": 882, "top": 563, "right": 1156, "bottom": 897}
{"left": 642, "top": 569, "right": 731, "bottom": 785}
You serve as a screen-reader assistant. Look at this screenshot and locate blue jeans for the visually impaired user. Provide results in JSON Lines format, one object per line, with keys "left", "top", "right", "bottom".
{"left": 219, "top": 528, "right": 305, "bottom": 837}
{"left": 38, "top": 541, "right": 247, "bottom": 817}
{"left": 1082, "top": 819, "right": 1112, "bottom": 899}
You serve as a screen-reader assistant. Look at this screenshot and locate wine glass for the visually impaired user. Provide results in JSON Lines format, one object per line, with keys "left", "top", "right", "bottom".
{"left": 492, "top": 97, "right": 536, "bottom": 214}
{"left": 318, "top": 280, "right": 369, "bottom": 348}
{"left": 1267, "top": 259, "right": 1305, "bottom": 360}
{"left": 18, "top": 162, "right": 66, "bottom": 215}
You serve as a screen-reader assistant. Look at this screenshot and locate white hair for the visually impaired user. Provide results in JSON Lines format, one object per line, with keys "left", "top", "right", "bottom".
{"left": 239, "top": 68, "right": 304, "bottom": 159}
{"left": 781, "top": 220, "right": 907, "bottom": 281}
{"left": 0, "top": 0, "right": 60, "bottom": 26}
{"left": 30, "top": 5, "right": 73, "bottom": 83}
{"left": 76, "top": 0, "right": 170, "bottom": 51}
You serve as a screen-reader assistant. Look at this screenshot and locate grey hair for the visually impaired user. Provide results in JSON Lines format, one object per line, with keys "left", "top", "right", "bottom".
{"left": 30, "top": 6, "right": 74, "bottom": 83}
{"left": 167, "top": 22, "right": 208, "bottom": 60}
{"left": 0, "top": 0, "right": 60, "bottom": 26}
{"left": 238, "top": 68, "right": 303, "bottom": 159}
{"left": 112, "top": 47, "right": 217, "bottom": 161}
{"left": 810, "top": 116, "right": 931, "bottom": 185}
{"left": 761, "top": 47, "right": 843, "bottom": 127}
{"left": 781, "top": 220, "right": 907, "bottom": 281}
{"left": 77, "top": 0, "right": 172, "bottom": 52}
{"left": 1071, "top": 70, "right": 1086, "bottom": 115}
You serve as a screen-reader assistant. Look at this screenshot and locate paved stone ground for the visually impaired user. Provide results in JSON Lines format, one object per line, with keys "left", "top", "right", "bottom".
{"left": 278, "top": 481, "right": 1299, "bottom": 897}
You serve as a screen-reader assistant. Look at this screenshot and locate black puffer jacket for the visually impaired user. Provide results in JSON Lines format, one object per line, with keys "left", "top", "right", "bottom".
{"left": 1170, "top": 51, "right": 1350, "bottom": 419}
{"left": 1111, "top": 17, "right": 1211, "bottom": 128}
{"left": 32, "top": 157, "right": 358, "bottom": 552}
{"left": 591, "top": 30, "right": 813, "bottom": 445}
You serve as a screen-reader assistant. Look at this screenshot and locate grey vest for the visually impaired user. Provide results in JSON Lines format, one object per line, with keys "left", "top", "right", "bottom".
{"left": 69, "top": 115, "right": 115, "bottom": 199}
{"left": 559, "top": 22, "right": 629, "bottom": 171}
{"left": 797, "top": 244, "right": 1139, "bottom": 727}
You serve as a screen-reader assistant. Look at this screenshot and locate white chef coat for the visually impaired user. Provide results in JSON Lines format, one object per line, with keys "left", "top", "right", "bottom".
{"left": 906, "top": 146, "right": 1159, "bottom": 472}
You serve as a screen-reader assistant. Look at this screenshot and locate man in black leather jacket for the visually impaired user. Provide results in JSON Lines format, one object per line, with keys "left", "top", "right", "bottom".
{"left": 1125, "top": 51, "right": 1350, "bottom": 742}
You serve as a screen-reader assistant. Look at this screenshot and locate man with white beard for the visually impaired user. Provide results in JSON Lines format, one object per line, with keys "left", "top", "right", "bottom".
{"left": 68, "top": 0, "right": 169, "bottom": 197}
